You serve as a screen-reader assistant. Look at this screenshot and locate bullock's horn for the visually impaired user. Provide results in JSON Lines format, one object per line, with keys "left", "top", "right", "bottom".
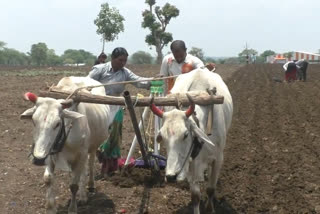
{"left": 24, "top": 92, "right": 38, "bottom": 103}
{"left": 61, "top": 99, "right": 74, "bottom": 109}
{"left": 150, "top": 97, "right": 163, "bottom": 118}
{"left": 185, "top": 93, "right": 195, "bottom": 118}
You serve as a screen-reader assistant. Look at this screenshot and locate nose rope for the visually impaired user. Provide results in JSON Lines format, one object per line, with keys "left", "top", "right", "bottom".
{"left": 29, "top": 117, "right": 73, "bottom": 162}
{"left": 174, "top": 116, "right": 201, "bottom": 177}
{"left": 175, "top": 140, "right": 194, "bottom": 177}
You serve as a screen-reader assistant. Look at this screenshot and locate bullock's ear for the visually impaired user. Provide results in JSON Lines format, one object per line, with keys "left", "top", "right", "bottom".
{"left": 20, "top": 107, "right": 36, "bottom": 120}
{"left": 190, "top": 122, "right": 215, "bottom": 147}
{"left": 62, "top": 109, "right": 85, "bottom": 120}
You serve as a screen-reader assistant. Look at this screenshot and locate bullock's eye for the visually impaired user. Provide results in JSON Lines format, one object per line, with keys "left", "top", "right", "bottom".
{"left": 183, "top": 131, "right": 189, "bottom": 140}
{"left": 54, "top": 122, "right": 60, "bottom": 130}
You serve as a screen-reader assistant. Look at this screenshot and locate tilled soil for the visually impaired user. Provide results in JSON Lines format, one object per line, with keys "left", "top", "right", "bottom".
{"left": 0, "top": 64, "right": 319, "bottom": 214}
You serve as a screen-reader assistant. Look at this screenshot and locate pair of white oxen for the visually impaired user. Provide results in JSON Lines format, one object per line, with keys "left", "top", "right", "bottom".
{"left": 21, "top": 68, "right": 233, "bottom": 214}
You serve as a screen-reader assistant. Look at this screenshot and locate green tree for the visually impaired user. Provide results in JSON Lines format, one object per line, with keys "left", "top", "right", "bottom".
{"left": 260, "top": 50, "right": 276, "bottom": 58}
{"left": 78, "top": 49, "right": 96, "bottom": 65}
{"left": 0, "top": 42, "right": 29, "bottom": 65}
{"left": 283, "top": 51, "right": 293, "bottom": 59}
{"left": 142, "top": 0, "right": 179, "bottom": 64}
{"left": 63, "top": 58, "right": 75, "bottom": 65}
{"left": 46, "top": 49, "right": 62, "bottom": 66}
{"left": 238, "top": 48, "right": 258, "bottom": 64}
{"left": 94, "top": 3, "right": 125, "bottom": 52}
{"left": 30, "top": 42, "right": 48, "bottom": 66}
{"left": 0, "top": 48, "right": 29, "bottom": 65}
{"left": 129, "top": 51, "right": 154, "bottom": 64}
{"left": 0, "top": 41, "right": 6, "bottom": 50}
{"left": 0, "top": 41, "right": 7, "bottom": 64}
{"left": 61, "top": 49, "right": 96, "bottom": 66}
{"left": 218, "top": 58, "right": 226, "bottom": 64}
{"left": 238, "top": 48, "right": 258, "bottom": 58}
{"left": 188, "top": 47, "right": 205, "bottom": 62}
{"left": 204, "top": 57, "right": 217, "bottom": 64}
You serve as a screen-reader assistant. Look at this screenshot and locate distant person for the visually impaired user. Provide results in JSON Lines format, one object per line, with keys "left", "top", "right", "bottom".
{"left": 283, "top": 60, "right": 298, "bottom": 82}
{"left": 252, "top": 54, "right": 257, "bottom": 64}
{"left": 88, "top": 47, "right": 151, "bottom": 179}
{"left": 246, "top": 55, "right": 249, "bottom": 64}
{"left": 295, "top": 59, "right": 309, "bottom": 81}
{"left": 160, "top": 40, "right": 215, "bottom": 93}
{"left": 94, "top": 52, "right": 107, "bottom": 65}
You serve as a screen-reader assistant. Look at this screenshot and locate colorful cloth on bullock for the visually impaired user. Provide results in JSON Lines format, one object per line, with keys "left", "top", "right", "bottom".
{"left": 97, "top": 108, "right": 124, "bottom": 174}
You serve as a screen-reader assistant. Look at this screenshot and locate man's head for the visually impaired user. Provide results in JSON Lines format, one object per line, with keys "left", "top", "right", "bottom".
{"left": 98, "top": 52, "right": 107, "bottom": 63}
{"left": 170, "top": 40, "right": 187, "bottom": 63}
{"left": 111, "top": 47, "right": 129, "bottom": 71}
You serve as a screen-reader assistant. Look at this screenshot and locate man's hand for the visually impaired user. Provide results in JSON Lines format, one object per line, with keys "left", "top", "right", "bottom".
{"left": 205, "top": 63, "right": 216, "bottom": 71}
{"left": 155, "top": 74, "right": 164, "bottom": 79}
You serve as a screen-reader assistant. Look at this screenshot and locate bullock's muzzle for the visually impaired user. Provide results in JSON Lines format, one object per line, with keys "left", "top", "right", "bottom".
{"left": 166, "top": 174, "right": 177, "bottom": 183}
{"left": 32, "top": 157, "right": 46, "bottom": 166}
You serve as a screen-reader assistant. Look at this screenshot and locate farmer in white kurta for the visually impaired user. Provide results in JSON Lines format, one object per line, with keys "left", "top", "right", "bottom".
{"left": 160, "top": 40, "right": 215, "bottom": 94}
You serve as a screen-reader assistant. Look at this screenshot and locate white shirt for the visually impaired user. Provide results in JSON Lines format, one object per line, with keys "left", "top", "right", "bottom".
{"left": 283, "top": 61, "right": 300, "bottom": 72}
{"left": 160, "top": 53, "right": 204, "bottom": 76}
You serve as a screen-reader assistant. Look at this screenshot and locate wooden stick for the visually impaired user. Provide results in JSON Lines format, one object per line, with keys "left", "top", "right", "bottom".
{"left": 38, "top": 87, "right": 224, "bottom": 107}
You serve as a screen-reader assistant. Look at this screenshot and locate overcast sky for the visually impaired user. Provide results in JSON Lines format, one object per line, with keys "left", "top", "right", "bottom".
{"left": 1, "top": 0, "right": 319, "bottom": 57}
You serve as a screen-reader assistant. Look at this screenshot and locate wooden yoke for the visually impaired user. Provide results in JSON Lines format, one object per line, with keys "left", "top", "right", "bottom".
{"left": 39, "top": 87, "right": 224, "bottom": 107}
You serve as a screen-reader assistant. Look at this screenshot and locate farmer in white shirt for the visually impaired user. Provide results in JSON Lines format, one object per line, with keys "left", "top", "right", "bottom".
{"left": 160, "top": 40, "right": 215, "bottom": 93}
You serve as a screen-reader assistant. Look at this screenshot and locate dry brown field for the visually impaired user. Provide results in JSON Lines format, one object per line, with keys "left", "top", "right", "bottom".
{"left": 0, "top": 64, "right": 319, "bottom": 214}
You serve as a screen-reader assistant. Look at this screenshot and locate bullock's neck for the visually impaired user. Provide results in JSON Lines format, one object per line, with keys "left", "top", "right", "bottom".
{"left": 171, "top": 77, "right": 194, "bottom": 93}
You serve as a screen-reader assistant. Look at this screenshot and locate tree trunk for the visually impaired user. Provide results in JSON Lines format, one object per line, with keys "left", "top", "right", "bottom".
{"left": 156, "top": 44, "right": 163, "bottom": 64}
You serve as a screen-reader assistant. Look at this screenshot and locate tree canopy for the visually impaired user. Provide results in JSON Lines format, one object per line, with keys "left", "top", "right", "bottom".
{"left": 30, "top": 43, "right": 48, "bottom": 66}
{"left": 260, "top": 50, "right": 276, "bottom": 58}
{"left": 238, "top": 48, "right": 258, "bottom": 58}
{"left": 188, "top": 47, "right": 205, "bottom": 62}
{"left": 94, "top": 3, "right": 125, "bottom": 52}
{"left": 142, "top": 0, "right": 179, "bottom": 64}
{"left": 129, "top": 51, "right": 154, "bottom": 64}
{"left": 61, "top": 49, "right": 96, "bottom": 65}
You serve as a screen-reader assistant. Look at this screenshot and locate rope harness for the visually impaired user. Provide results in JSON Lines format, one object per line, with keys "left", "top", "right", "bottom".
{"left": 175, "top": 113, "right": 203, "bottom": 177}
{"left": 29, "top": 118, "right": 73, "bottom": 160}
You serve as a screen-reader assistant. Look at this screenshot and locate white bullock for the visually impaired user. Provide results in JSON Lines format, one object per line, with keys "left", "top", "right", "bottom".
{"left": 150, "top": 68, "right": 233, "bottom": 214}
{"left": 20, "top": 77, "right": 117, "bottom": 214}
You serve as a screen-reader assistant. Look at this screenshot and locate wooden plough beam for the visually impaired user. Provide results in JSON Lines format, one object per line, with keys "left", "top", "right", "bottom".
{"left": 39, "top": 87, "right": 224, "bottom": 107}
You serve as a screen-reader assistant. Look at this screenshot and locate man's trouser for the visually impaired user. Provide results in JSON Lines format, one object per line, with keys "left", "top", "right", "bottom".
{"left": 285, "top": 68, "right": 297, "bottom": 81}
